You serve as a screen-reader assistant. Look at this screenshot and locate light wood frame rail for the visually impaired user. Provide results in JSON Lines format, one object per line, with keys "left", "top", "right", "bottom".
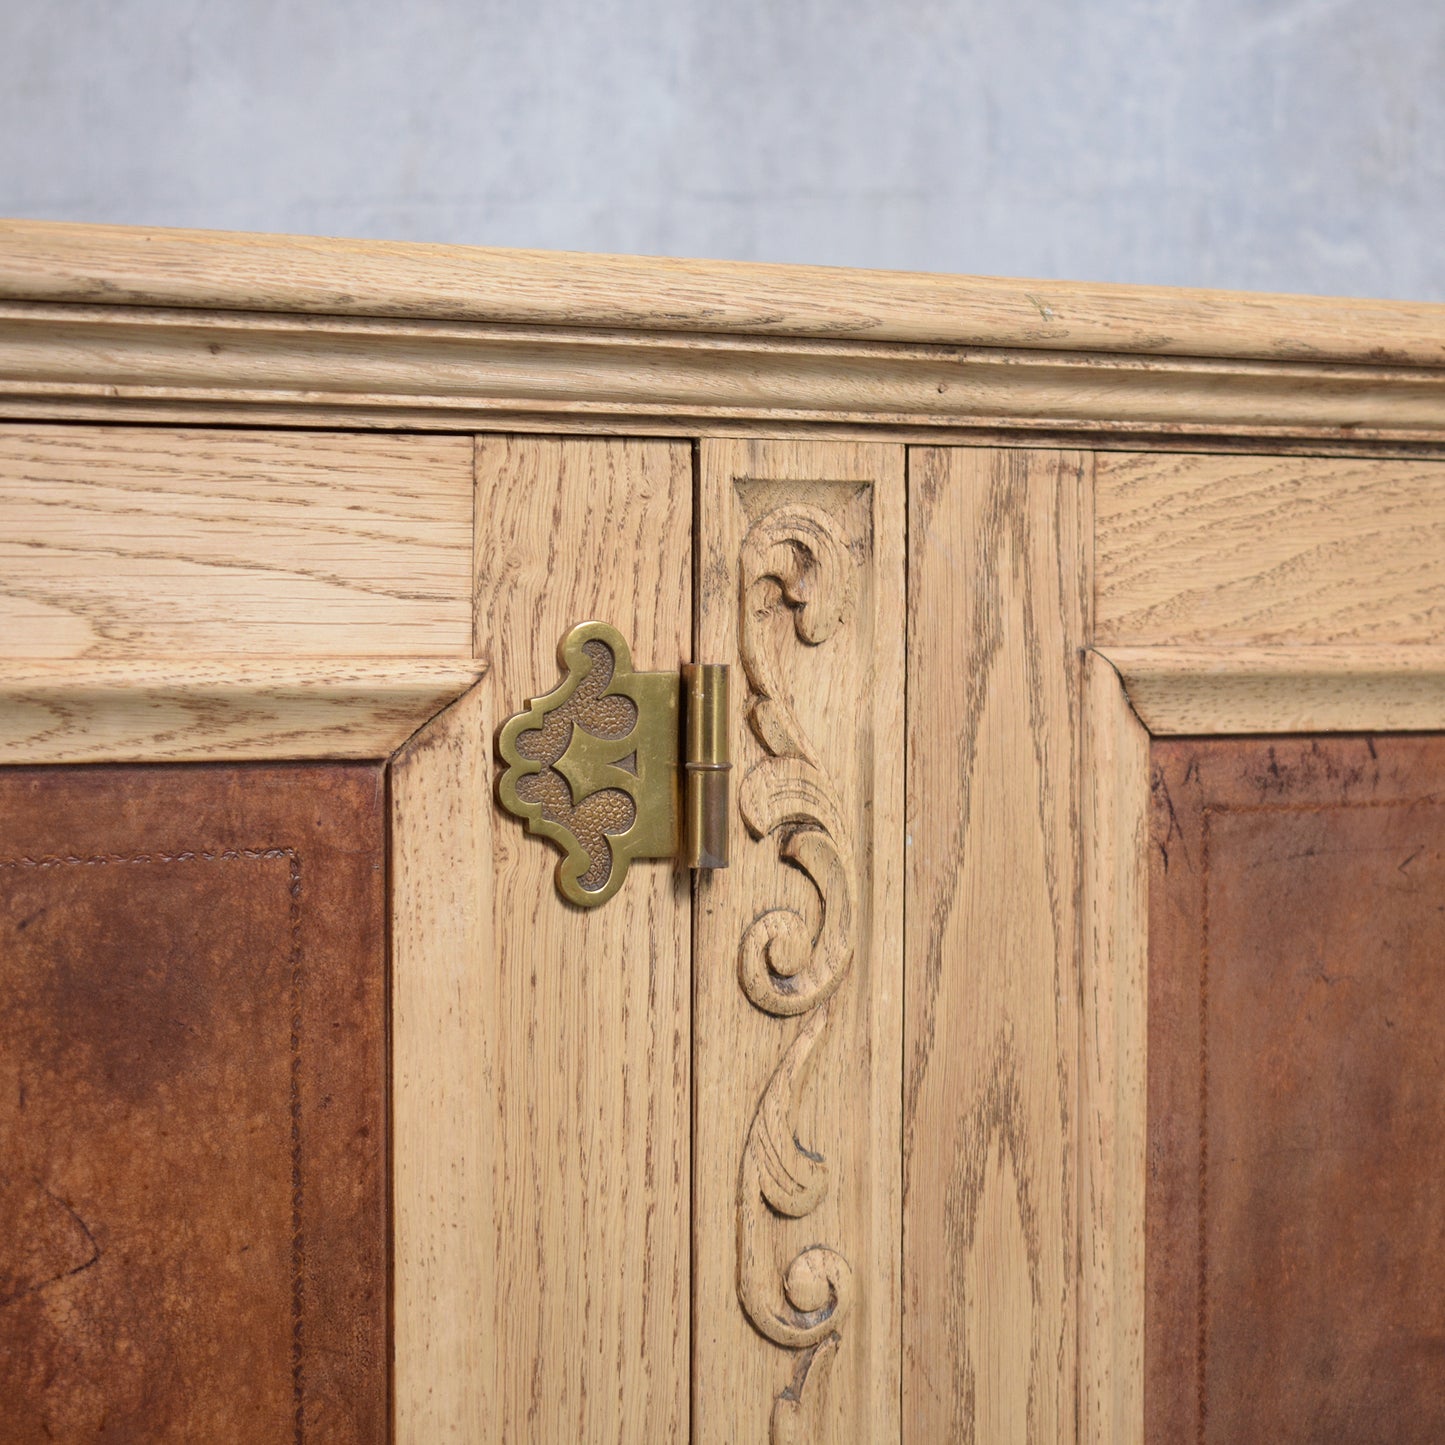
{"left": 4, "top": 220, "right": 1444, "bottom": 1444}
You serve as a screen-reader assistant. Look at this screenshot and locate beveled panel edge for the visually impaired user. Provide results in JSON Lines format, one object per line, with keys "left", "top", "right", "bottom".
{"left": 1, "top": 302, "right": 1443, "bottom": 442}
{"left": 0, "top": 657, "right": 484, "bottom": 763}
{"left": 1098, "top": 645, "right": 1445, "bottom": 735}
{"left": 1078, "top": 654, "right": 1150, "bottom": 1445}
{"left": 389, "top": 682, "right": 493, "bottom": 1443}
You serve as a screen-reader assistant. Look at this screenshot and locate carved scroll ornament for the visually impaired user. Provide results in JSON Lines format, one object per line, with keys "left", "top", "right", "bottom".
{"left": 735, "top": 501, "right": 859, "bottom": 1442}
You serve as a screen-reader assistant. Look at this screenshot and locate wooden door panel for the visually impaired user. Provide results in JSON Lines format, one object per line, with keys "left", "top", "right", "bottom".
{"left": 0, "top": 763, "right": 387, "bottom": 1444}
{"left": 1148, "top": 736, "right": 1445, "bottom": 1443}
{"left": 693, "top": 439, "right": 905, "bottom": 1444}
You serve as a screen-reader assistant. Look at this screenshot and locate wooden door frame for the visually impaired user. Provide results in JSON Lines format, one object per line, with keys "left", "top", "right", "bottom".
{"left": 4, "top": 220, "right": 1445, "bottom": 1444}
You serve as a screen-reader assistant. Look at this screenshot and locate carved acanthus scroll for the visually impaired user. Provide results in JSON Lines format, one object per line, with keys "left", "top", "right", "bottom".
{"left": 735, "top": 501, "right": 859, "bottom": 1442}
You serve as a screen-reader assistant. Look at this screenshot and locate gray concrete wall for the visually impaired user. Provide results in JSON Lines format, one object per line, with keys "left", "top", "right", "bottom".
{"left": 3, "top": 0, "right": 1440, "bottom": 299}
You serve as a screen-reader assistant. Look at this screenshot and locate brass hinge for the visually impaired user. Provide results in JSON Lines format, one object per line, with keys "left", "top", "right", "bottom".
{"left": 496, "top": 620, "right": 730, "bottom": 908}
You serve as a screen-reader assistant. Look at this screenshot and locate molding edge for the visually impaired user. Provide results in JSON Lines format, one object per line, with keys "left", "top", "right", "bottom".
{"left": 1100, "top": 646, "right": 1445, "bottom": 734}
{"left": 2, "top": 303, "right": 1444, "bottom": 442}
{"left": 0, "top": 658, "right": 484, "bottom": 763}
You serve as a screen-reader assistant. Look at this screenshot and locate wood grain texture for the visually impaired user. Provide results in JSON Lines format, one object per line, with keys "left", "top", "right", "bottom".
{"left": 693, "top": 439, "right": 905, "bottom": 1445}
{"left": 473, "top": 436, "right": 692, "bottom": 1441}
{"left": 3, "top": 304, "right": 1445, "bottom": 443}
{"left": 0, "top": 425, "right": 472, "bottom": 659}
{"left": 391, "top": 684, "right": 492, "bottom": 1442}
{"left": 0, "top": 658, "right": 480, "bottom": 762}
{"left": 1079, "top": 655, "right": 1150, "bottom": 1445}
{"left": 1096, "top": 452, "right": 1445, "bottom": 648}
{"left": 1103, "top": 646, "right": 1445, "bottom": 734}
{"left": 4, "top": 219, "right": 1445, "bottom": 367}
{"left": 904, "top": 446, "right": 1088, "bottom": 1444}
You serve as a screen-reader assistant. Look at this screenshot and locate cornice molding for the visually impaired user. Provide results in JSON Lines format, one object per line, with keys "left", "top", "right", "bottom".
{"left": 3, "top": 219, "right": 1444, "bottom": 368}
{"left": 2, "top": 300, "right": 1443, "bottom": 442}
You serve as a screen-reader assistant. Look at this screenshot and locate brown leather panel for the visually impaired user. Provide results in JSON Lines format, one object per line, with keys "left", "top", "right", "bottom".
{"left": 0, "top": 765, "right": 387, "bottom": 1444}
{"left": 1148, "top": 737, "right": 1445, "bottom": 1445}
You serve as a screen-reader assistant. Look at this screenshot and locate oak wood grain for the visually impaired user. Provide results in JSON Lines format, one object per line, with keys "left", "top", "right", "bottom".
{"left": 3, "top": 304, "right": 1444, "bottom": 443}
{"left": 1079, "top": 656, "right": 1150, "bottom": 1445}
{"left": 1096, "top": 452, "right": 1445, "bottom": 648}
{"left": 4, "top": 218, "right": 1445, "bottom": 368}
{"left": 0, "top": 658, "right": 479, "bottom": 763}
{"left": 473, "top": 436, "right": 692, "bottom": 1442}
{"left": 0, "top": 424, "right": 473, "bottom": 659}
{"left": 904, "top": 446, "right": 1088, "bottom": 1444}
{"left": 693, "top": 439, "right": 905, "bottom": 1445}
{"left": 1102, "top": 645, "right": 1445, "bottom": 734}
{"left": 391, "top": 683, "right": 492, "bottom": 1442}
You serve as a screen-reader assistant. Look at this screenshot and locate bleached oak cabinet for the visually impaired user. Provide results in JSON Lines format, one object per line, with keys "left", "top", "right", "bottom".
{"left": 2, "top": 221, "right": 1444, "bottom": 1444}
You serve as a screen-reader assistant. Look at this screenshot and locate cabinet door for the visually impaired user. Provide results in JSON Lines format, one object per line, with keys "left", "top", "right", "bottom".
{"left": 0, "top": 422, "right": 478, "bottom": 1445}
{"left": 1085, "top": 451, "right": 1445, "bottom": 1445}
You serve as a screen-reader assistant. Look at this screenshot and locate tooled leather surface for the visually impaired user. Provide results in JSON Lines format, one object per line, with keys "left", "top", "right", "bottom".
{"left": 1148, "top": 736, "right": 1445, "bottom": 1445}
{"left": 0, "top": 764, "right": 387, "bottom": 1444}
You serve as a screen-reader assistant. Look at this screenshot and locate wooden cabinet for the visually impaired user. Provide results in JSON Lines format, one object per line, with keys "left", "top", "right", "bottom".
{"left": 1, "top": 220, "right": 1444, "bottom": 1443}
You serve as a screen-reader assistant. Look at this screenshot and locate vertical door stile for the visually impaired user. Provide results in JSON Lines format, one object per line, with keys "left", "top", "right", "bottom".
{"left": 468, "top": 437, "right": 694, "bottom": 1443}
{"left": 902, "top": 446, "right": 1089, "bottom": 1445}
{"left": 392, "top": 682, "right": 494, "bottom": 1443}
{"left": 693, "top": 440, "right": 906, "bottom": 1445}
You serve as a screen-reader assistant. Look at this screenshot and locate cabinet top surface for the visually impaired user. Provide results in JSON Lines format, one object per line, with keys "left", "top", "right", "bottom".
{"left": 3, "top": 218, "right": 1443, "bottom": 370}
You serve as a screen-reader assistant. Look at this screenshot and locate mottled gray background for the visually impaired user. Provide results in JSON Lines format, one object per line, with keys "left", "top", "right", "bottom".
{"left": 3, "top": 0, "right": 1441, "bottom": 298}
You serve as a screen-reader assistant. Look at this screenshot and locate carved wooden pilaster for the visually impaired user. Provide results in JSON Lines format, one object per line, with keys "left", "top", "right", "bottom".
{"left": 694, "top": 441, "right": 904, "bottom": 1445}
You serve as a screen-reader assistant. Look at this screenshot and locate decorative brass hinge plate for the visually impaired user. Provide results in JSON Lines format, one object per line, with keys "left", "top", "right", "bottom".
{"left": 496, "top": 620, "right": 730, "bottom": 908}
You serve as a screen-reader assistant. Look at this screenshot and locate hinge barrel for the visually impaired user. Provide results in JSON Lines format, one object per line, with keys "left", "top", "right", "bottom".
{"left": 682, "top": 663, "right": 730, "bottom": 870}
